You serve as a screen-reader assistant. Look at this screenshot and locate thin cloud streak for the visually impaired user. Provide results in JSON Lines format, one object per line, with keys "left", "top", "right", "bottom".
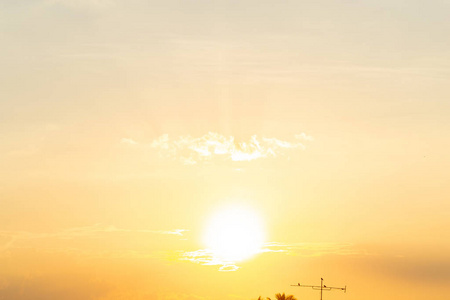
{"left": 0, "top": 225, "right": 188, "bottom": 253}
{"left": 261, "top": 242, "right": 371, "bottom": 257}
{"left": 120, "top": 138, "right": 138, "bottom": 145}
{"left": 177, "top": 249, "right": 240, "bottom": 272}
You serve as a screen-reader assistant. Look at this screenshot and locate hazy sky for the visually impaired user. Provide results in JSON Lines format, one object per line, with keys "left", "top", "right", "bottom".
{"left": 1, "top": 1, "right": 450, "bottom": 300}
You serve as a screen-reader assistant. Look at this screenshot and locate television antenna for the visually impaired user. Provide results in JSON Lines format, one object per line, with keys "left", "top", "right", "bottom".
{"left": 291, "top": 278, "right": 346, "bottom": 300}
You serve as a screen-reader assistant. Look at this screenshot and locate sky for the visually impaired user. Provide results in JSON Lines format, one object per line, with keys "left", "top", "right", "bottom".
{"left": 1, "top": 0, "right": 450, "bottom": 299}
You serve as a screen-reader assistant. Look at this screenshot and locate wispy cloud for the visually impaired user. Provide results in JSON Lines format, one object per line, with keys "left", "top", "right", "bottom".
{"left": 171, "top": 242, "right": 366, "bottom": 272}
{"left": 120, "top": 138, "right": 138, "bottom": 145}
{"left": 0, "top": 225, "right": 188, "bottom": 253}
{"left": 262, "top": 242, "right": 370, "bottom": 257}
{"left": 123, "top": 132, "right": 312, "bottom": 165}
{"left": 158, "top": 229, "right": 189, "bottom": 236}
{"left": 45, "top": 0, "right": 113, "bottom": 10}
{"left": 176, "top": 249, "right": 240, "bottom": 272}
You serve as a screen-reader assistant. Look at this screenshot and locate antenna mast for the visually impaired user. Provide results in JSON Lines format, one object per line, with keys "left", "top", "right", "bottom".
{"left": 291, "top": 278, "right": 346, "bottom": 300}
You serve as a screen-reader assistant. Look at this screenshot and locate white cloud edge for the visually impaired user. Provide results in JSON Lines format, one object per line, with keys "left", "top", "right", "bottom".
{"left": 122, "top": 132, "right": 313, "bottom": 164}
{"left": 176, "top": 241, "right": 368, "bottom": 272}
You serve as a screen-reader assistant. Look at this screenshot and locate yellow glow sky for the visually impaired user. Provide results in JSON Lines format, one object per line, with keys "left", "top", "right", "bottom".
{"left": 1, "top": 1, "right": 450, "bottom": 299}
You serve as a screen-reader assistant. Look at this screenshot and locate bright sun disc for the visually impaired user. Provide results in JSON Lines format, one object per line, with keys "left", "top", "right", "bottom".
{"left": 203, "top": 205, "right": 265, "bottom": 262}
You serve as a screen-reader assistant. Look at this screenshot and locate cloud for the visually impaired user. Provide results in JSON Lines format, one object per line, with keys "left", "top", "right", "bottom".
{"left": 175, "top": 249, "right": 240, "bottom": 272}
{"left": 2, "top": 226, "right": 366, "bottom": 273}
{"left": 157, "top": 229, "right": 189, "bottom": 236}
{"left": 44, "top": 0, "right": 113, "bottom": 10}
{"left": 145, "top": 132, "right": 312, "bottom": 164}
{"left": 120, "top": 138, "right": 138, "bottom": 145}
{"left": 0, "top": 225, "right": 188, "bottom": 254}
{"left": 261, "top": 242, "right": 369, "bottom": 257}
{"left": 0, "top": 274, "right": 110, "bottom": 300}
{"left": 171, "top": 241, "right": 365, "bottom": 272}
{"left": 359, "top": 253, "right": 450, "bottom": 284}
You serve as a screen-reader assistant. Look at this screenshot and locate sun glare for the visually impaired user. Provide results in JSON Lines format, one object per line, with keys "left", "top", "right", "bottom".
{"left": 203, "top": 205, "right": 265, "bottom": 262}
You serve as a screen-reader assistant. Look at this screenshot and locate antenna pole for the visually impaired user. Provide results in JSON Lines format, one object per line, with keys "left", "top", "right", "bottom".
{"left": 320, "top": 278, "right": 323, "bottom": 300}
{"left": 291, "top": 278, "right": 346, "bottom": 300}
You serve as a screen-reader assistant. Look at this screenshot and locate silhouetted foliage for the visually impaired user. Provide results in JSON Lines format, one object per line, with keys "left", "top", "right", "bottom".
{"left": 263, "top": 293, "right": 297, "bottom": 300}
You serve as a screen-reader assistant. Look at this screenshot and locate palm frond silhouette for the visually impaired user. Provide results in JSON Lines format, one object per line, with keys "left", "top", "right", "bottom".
{"left": 274, "top": 293, "right": 297, "bottom": 300}
{"left": 263, "top": 293, "right": 297, "bottom": 300}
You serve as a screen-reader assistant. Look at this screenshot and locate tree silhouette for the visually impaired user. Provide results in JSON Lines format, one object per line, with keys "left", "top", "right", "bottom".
{"left": 266, "top": 293, "right": 297, "bottom": 300}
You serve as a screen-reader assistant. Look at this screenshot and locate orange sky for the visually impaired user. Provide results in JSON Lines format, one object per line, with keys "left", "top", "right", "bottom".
{"left": 1, "top": 1, "right": 450, "bottom": 299}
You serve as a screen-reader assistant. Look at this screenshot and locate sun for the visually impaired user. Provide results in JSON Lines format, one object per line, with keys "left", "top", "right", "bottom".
{"left": 203, "top": 205, "right": 265, "bottom": 262}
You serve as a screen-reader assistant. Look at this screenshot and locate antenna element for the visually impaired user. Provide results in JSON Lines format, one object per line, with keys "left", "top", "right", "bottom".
{"left": 291, "top": 278, "right": 346, "bottom": 300}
